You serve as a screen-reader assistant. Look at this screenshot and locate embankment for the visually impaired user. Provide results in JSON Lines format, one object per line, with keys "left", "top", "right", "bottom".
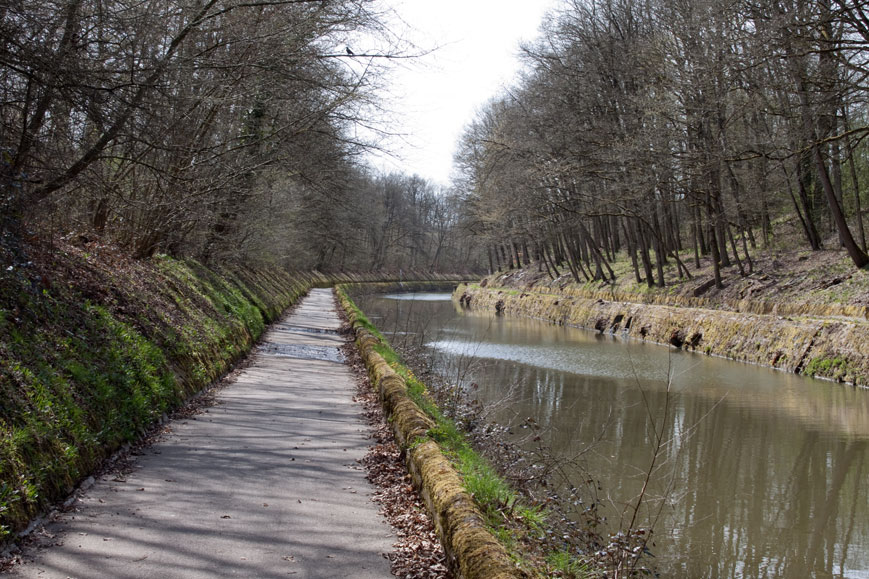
{"left": 337, "top": 285, "right": 524, "bottom": 579}
{"left": 455, "top": 281, "right": 869, "bottom": 387}
{"left": 0, "top": 240, "right": 469, "bottom": 543}
{"left": 0, "top": 249, "right": 316, "bottom": 542}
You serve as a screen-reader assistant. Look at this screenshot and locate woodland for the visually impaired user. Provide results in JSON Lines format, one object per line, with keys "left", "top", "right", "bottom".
{"left": 456, "top": 0, "right": 869, "bottom": 289}
{"left": 0, "top": 0, "right": 473, "bottom": 273}
{"left": 3, "top": 0, "right": 869, "bottom": 283}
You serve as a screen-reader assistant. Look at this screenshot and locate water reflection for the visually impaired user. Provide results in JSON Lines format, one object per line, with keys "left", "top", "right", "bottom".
{"left": 381, "top": 292, "right": 454, "bottom": 301}
{"left": 359, "top": 291, "right": 869, "bottom": 578}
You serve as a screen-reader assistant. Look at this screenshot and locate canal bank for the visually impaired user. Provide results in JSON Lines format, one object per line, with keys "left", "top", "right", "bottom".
{"left": 337, "top": 284, "right": 528, "bottom": 579}
{"left": 354, "top": 288, "right": 869, "bottom": 578}
{"left": 7, "top": 289, "right": 396, "bottom": 579}
{"left": 455, "top": 280, "right": 869, "bottom": 387}
{"left": 0, "top": 237, "right": 470, "bottom": 557}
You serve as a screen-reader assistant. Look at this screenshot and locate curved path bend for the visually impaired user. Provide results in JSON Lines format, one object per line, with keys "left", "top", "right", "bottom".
{"left": 10, "top": 288, "right": 393, "bottom": 578}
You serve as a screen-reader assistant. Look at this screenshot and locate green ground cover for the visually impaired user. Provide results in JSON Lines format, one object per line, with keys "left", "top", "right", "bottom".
{"left": 0, "top": 245, "right": 311, "bottom": 540}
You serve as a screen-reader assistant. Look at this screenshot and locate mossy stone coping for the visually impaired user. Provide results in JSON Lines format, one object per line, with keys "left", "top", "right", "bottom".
{"left": 338, "top": 292, "right": 525, "bottom": 579}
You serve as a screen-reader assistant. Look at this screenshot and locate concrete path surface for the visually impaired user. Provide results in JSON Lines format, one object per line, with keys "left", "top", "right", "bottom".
{"left": 9, "top": 288, "right": 394, "bottom": 578}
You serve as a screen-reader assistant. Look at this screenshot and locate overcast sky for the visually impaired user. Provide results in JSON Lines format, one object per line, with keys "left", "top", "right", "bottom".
{"left": 364, "top": 0, "right": 560, "bottom": 187}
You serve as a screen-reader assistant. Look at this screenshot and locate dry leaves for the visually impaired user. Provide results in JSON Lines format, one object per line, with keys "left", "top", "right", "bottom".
{"left": 340, "top": 336, "right": 452, "bottom": 579}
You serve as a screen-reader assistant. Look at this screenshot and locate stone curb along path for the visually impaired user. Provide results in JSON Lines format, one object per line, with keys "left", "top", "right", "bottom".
{"left": 336, "top": 288, "right": 525, "bottom": 579}
{"left": 9, "top": 288, "right": 394, "bottom": 579}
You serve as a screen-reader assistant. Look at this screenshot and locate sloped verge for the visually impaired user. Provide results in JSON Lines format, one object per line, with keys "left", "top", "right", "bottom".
{"left": 0, "top": 241, "right": 474, "bottom": 547}
{"left": 0, "top": 246, "right": 320, "bottom": 544}
{"left": 337, "top": 287, "right": 525, "bottom": 579}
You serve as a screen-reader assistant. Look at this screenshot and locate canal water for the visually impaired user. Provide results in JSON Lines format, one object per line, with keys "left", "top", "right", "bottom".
{"left": 355, "top": 290, "right": 869, "bottom": 579}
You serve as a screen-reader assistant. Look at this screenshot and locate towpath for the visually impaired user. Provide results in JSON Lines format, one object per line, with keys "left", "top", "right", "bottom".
{"left": 9, "top": 288, "right": 394, "bottom": 578}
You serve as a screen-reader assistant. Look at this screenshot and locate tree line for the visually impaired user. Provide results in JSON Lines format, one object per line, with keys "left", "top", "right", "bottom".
{"left": 0, "top": 0, "right": 476, "bottom": 273}
{"left": 455, "top": 0, "right": 869, "bottom": 288}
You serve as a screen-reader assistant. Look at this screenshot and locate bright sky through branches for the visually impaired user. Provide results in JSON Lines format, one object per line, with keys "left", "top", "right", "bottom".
{"left": 368, "top": 0, "right": 559, "bottom": 187}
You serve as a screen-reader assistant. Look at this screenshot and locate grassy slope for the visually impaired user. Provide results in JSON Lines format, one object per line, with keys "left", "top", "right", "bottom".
{"left": 0, "top": 241, "right": 312, "bottom": 540}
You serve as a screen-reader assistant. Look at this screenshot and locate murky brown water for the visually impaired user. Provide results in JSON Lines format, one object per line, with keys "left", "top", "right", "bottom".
{"left": 356, "top": 290, "right": 869, "bottom": 578}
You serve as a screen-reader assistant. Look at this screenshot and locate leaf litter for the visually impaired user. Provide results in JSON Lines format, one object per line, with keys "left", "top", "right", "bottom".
{"left": 340, "top": 333, "right": 452, "bottom": 579}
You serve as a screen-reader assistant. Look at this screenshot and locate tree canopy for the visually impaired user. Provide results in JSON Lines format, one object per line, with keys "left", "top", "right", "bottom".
{"left": 0, "top": 0, "right": 478, "bottom": 272}
{"left": 455, "top": 0, "right": 869, "bottom": 286}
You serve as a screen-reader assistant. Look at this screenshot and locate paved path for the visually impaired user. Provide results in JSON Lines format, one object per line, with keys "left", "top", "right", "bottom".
{"left": 10, "top": 289, "right": 393, "bottom": 578}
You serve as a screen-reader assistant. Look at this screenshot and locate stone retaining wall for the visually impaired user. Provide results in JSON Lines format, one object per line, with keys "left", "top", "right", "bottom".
{"left": 456, "top": 284, "right": 869, "bottom": 387}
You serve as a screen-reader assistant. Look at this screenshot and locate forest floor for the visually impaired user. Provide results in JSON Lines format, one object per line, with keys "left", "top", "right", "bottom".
{"left": 489, "top": 244, "right": 869, "bottom": 315}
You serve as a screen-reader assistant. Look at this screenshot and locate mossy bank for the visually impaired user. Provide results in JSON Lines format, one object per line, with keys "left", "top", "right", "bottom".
{"left": 0, "top": 236, "right": 470, "bottom": 546}
{"left": 0, "top": 243, "right": 326, "bottom": 542}
{"left": 455, "top": 278, "right": 869, "bottom": 387}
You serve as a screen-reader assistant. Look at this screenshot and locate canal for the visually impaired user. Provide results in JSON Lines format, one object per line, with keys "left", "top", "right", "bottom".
{"left": 355, "top": 289, "right": 869, "bottom": 578}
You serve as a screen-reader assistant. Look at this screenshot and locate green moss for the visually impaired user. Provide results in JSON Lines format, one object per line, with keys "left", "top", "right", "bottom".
{"left": 338, "top": 284, "right": 558, "bottom": 575}
{"left": 0, "top": 254, "right": 310, "bottom": 541}
{"left": 804, "top": 356, "right": 849, "bottom": 380}
{"left": 335, "top": 286, "right": 386, "bottom": 342}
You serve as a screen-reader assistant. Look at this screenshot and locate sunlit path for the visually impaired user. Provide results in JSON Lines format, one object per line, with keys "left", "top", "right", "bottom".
{"left": 10, "top": 289, "right": 393, "bottom": 579}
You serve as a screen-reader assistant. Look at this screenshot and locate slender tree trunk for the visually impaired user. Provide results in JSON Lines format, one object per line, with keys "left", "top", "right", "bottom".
{"left": 707, "top": 190, "right": 723, "bottom": 288}
{"left": 546, "top": 240, "right": 561, "bottom": 277}
{"left": 559, "top": 233, "right": 582, "bottom": 283}
{"left": 809, "top": 141, "right": 869, "bottom": 267}
{"left": 796, "top": 157, "right": 824, "bottom": 250}
{"left": 623, "top": 219, "right": 642, "bottom": 284}
{"left": 637, "top": 223, "right": 655, "bottom": 288}
{"left": 695, "top": 201, "right": 708, "bottom": 256}
{"left": 691, "top": 203, "right": 702, "bottom": 269}
{"left": 848, "top": 151, "right": 867, "bottom": 252}
{"left": 726, "top": 223, "right": 746, "bottom": 277}
{"left": 843, "top": 108, "right": 867, "bottom": 252}
{"left": 782, "top": 163, "right": 817, "bottom": 250}
{"left": 795, "top": 71, "right": 869, "bottom": 266}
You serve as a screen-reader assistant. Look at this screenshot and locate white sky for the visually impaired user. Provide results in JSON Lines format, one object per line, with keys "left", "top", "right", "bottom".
{"left": 363, "top": 0, "right": 560, "bottom": 187}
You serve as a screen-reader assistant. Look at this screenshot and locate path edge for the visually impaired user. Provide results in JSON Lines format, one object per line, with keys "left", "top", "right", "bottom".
{"left": 336, "top": 286, "right": 525, "bottom": 579}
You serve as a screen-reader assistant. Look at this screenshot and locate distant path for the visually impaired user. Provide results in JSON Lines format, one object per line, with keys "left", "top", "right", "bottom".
{"left": 9, "top": 288, "right": 393, "bottom": 578}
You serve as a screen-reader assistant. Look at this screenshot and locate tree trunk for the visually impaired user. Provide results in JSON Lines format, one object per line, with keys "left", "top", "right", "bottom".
{"left": 795, "top": 70, "right": 869, "bottom": 266}
{"left": 809, "top": 141, "right": 869, "bottom": 267}
{"left": 796, "top": 156, "right": 824, "bottom": 250}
